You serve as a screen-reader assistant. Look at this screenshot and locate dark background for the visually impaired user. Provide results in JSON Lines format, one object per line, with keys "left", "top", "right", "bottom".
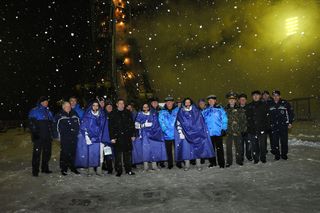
{"left": 1, "top": 0, "right": 319, "bottom": 120}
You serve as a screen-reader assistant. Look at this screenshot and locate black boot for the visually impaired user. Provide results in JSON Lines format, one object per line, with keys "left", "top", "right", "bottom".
{"left": 41, "top": 170, "right": 52, "bottom": 174}
{"left": 61, "top": 171, "right": 68, "bottom": 176}
{"left": 71, "top": 169, "right": 80, "bottom": 174}
{"left": 176, "top": 163, "right": 183, "bottom": 169}
{"left": 159, "top": 162, "right": 166, "bottom": 168}
{"left": 200, "top": 159, "right": 205, "bottom": 164}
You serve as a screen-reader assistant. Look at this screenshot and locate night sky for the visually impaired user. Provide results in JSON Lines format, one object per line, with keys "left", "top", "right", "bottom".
{"left": 1, "top": 0, "right": 320, "bottom": 119}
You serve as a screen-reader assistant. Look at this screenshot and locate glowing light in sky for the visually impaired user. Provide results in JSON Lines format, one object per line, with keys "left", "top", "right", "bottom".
{"left": 286, "top": 17, "right": 299, "bottom": 36}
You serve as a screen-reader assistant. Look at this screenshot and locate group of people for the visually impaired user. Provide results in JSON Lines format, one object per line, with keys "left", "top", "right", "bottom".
{"left": 28, "top": 90, "right": 294, "bottom": 177}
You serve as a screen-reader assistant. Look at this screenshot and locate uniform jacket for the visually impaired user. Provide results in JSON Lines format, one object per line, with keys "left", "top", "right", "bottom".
{"left": 269, "top": 99, "right": 294, "bottom": 129}
{"left": 225, "top": 104, "right": 247, "bottom": 136}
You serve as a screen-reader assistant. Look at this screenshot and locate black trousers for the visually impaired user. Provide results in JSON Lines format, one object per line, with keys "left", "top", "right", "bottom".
{"left": 241, "top": 133, "right": 252, "bottom": 160}
{"left": 209, "top": 136, "right": 225, "bottom": 167}
{"left": 165, "top": 140, "right": 174, "bottom": 167}
{"left": 248, "top": 133, "right": 267, "bottom": 162}
{"left": 102, "top": 155, "right": 113, "bottom": 173}
{"left": 271, "top": 126, "right": 288, "bottom": 157}
{"left": 32, "top": 137, "right": 52, "bottom": 173}
{"left": 115, "top": 150, "right": 132, "bottom": 173}
{"left": 60, "top": 136, "right": 77, "bottom": 172}
{"left": 226, "top": 135, "right": 243, "bottom": 165}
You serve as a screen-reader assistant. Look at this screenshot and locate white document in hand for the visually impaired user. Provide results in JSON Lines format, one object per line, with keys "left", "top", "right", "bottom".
{"left": 104, "top": 146, "right": 112, "bottom": 155}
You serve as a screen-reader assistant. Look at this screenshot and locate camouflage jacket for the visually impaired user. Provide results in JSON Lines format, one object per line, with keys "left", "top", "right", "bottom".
{"left": 225, "top": 105, "right": 247, "bottom": 136}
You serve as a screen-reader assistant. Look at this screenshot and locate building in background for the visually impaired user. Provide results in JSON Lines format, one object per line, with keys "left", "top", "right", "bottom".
{"left": 75, "top": 0, "right": 153, "bottom": 105}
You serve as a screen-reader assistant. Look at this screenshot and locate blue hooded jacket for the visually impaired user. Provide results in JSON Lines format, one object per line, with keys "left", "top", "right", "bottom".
{"left": 158, "top": 105, "right": 179, "bottom": 140}
{"left": 28, "top": 104, "right": 54, "bottom": 121}
{"left": 72, "top": 104, "right": 84, "bottom": 120}
{"left": 202, "top": 105, "right": 228, "bottom": 136}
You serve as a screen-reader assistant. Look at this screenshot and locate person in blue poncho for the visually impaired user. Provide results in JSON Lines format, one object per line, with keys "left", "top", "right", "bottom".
{"left": 74, "top": 100, "right": 110, "bottom": 175}
{"left": 175, "top": 98, "right": 215, "bottom": 171}
{"left": 132, "top": 103, "right": 167, "bottom": 171}
{"left": 158, "top": 97, "right": 181, "bottom": 169}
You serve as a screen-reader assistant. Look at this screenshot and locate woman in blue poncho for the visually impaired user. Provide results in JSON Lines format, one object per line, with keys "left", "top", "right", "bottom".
{"left": 132, "top": 103, "right": 167, "bottom": 171}
{"left": 74, "top": 100, "right": 110, "bottom": 175}
{"left": 175, "top": 98, "right": 215, "bottom": 171}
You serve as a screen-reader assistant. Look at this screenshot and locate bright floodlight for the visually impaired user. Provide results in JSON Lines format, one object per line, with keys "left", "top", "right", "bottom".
{"left": 285, "top": 17, "right": 299, "bottom": 36}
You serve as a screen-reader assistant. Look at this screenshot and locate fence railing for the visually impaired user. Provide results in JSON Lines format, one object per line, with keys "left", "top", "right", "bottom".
{"left": 288, "top": 97, "right": 320, "bottom": 121}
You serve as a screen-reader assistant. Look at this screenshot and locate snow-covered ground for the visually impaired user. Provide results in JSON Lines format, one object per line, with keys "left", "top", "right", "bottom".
{"left": 0, "top": 124, "right": 319, "bottom": 213}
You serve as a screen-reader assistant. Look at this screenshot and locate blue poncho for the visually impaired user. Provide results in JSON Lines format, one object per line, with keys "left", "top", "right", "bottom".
{"left": 132, "top": 111, "right": 167, "bottom": 164}
{"left": 175, "top": 105, "right": 215, "bottom": 161}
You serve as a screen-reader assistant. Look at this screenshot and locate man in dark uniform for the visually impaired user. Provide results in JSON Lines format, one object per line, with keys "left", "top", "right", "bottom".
{"left": 245, "top": 91, "right": 270, "bottom": 164}
{"left": 28, "top": 96, "right": 54, "bottom": 176}
{"left": 269, "top": 90, "right": 294, "bottom": 160}
{"left": 54, "top": 101, "right": 80, "bottom": 176}
{"left": 109, "top": 99, "right": 136, "bottom": 177}
{"left": 238, "top": 93, "right": 252, "bottom": 161}
{"left": 225, "top": 92, "right": 247, "bottom": 167}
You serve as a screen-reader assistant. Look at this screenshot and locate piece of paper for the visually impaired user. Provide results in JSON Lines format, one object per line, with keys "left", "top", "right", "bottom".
{"left": 104, "top": 146, "right": 112, "bottom": 155}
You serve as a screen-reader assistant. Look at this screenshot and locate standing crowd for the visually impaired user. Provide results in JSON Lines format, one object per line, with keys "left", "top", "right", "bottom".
{"left": 28, "top": 90, "right": 294, "bottom": 177}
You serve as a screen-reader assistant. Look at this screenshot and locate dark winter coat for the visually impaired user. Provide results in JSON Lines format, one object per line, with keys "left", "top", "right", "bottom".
{"left": 54, "top": 110, "right": 80, "bottom": 140}
{"left": 269, "top": 99, "right": 294, "bottom": 129}
{"left": 245, "top": 100, "right": 270, "bottom": 135}
{"left": 108, "top": 109, "right": 135, "bottom": 152}
{"left": 28, "top": 105, "right": 54, "bottom": 141}
{"left": 225, "top": 105, "right": 247, "bottom": 136}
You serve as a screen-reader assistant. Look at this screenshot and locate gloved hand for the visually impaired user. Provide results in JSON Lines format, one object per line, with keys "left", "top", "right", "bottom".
{"left": 135, "top": 122, "right": 141, "bottom": 129}
{"left": 179, "top": 132, "right": 185, "bottom": 139}
{"left": 144, "top": 121, "right": 153, "bottom": 128}
{"left": 221, "top": 130, "right": 227, "bottom": 137}
{"left": 85, "top": 133, "right": 92, "bottom": 145}
{"left": 176, "top": 121, "right": 185, "bottom": 139}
